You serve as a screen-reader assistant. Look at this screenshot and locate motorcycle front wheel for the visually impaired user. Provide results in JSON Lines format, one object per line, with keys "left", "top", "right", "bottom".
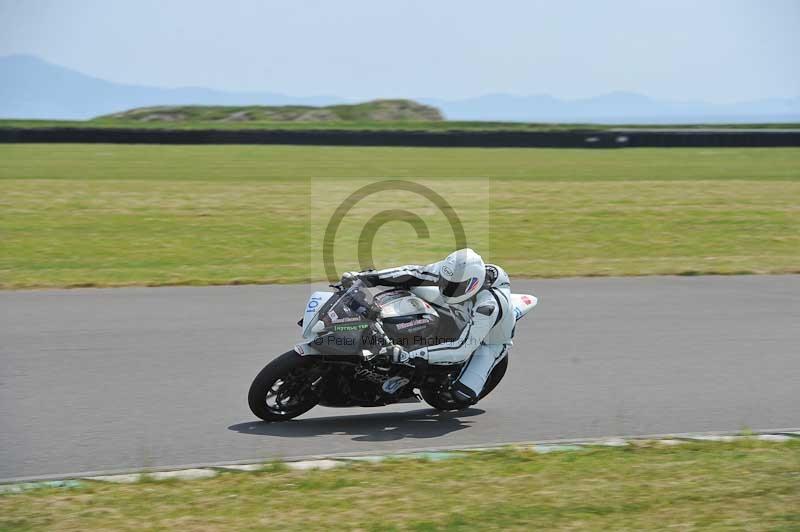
{"left": 248, "top": 350, "right": 321, "bottom": 422}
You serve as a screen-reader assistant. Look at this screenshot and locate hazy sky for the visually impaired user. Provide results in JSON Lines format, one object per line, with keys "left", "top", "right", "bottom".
{"left": 1, "top": 0, "right": 798, "bottom": 102}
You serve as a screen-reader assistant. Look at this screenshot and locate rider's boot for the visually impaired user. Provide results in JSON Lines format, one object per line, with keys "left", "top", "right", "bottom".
{"left": 452, "top": 344, "right": 503, "bottom": 404}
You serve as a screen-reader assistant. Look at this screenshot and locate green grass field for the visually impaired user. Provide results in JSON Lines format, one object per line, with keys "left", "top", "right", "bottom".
{"left": 2, "top": 441, "right": 798, "bottom": 531}
{"left": 1, "top": 145, "right": 799, "bottom": 288}
{"left": 2, "top": 118, "right": 799, "bottom": 131}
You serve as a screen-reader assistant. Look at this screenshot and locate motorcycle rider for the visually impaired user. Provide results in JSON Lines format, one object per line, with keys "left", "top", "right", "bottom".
{"left": 342, "top": 248, "right": 514, "bottom": 406}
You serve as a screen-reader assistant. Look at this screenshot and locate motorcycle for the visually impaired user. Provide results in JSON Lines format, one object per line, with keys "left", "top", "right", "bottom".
{"left": 248, "top": 278, "right": 538, "bottom": 422}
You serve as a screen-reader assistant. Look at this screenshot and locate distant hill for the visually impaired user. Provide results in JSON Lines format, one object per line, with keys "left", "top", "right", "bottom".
{"left": 421, "top": 92, "right": 800, "bottom": 124}
{"left": 1, "top": 54, "right": 799, "bottom": 123}
{"left": 99, "top": 100, "right": 443, "bottom": 123}
{"left": 0, "top": 54, "right": 342, "bottom": 120}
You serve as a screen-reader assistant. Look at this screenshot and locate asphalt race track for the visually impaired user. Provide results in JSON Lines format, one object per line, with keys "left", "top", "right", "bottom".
{"left": 2, "top": 276, "right": 799, "bottom": 481}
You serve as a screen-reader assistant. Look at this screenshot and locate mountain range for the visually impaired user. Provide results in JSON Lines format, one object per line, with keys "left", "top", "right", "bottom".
{"left": 2, "top": 54, "right": 798, "bottom": 124}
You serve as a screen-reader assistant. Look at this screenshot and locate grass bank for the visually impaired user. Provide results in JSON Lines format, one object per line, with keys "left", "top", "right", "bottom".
{"left": 1, "top": 145, "right": 799, "bottom": 288}
{"left": 2, "top": 118, "right": 799, "bottom": 131}
{"left": 1, "top": 441, "right": 798, "bottom": 531}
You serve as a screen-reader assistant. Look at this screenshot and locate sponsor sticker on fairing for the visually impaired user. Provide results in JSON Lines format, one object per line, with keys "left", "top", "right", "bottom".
{"left": 396, "top": 317, "right": 432, "bottom": 330}
{"left": 332, "top": 316, "right": 361, "bottom": 323}
{"left": 332, "top": 322, "right": 370, "bottom": 332}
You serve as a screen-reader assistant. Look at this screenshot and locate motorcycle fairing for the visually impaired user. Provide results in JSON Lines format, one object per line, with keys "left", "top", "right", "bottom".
{"left": 301, "top": 291, "right": 334, "bottom": 337}
{"left": 510, "top": 293, "right": 538, "bottom": 321}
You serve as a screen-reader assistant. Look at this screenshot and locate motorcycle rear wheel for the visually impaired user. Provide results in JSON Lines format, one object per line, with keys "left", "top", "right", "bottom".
{"left": 248, "top": 350, "right": 320, "bottom": 422}
{"left": 478, "top": 354, "right": 509, "bottom": 400}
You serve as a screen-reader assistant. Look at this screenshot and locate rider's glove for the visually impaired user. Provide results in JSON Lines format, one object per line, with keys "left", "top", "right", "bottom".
{"left": 389, "top": 345, "right": 410, "bottom": 364}
{"left": 390, "top": 345, "right": 428, "bottom": 365}
{"left": 340, "top": 271, "right": 360, "bottom": 288}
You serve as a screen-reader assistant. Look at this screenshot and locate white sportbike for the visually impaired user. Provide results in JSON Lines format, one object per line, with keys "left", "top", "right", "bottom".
{"left": 248, "top": 279, "right": 537, "bottom": 421}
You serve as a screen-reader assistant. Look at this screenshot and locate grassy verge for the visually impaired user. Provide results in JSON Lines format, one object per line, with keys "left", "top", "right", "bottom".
{"left": 1, "top": 145, "right": 799, "bottom": 288}
{"left": 2, "top": 441, "right": 799, "bottom": 531}
{"left": 2, "top": 118, "right": 799, "bottom": 131}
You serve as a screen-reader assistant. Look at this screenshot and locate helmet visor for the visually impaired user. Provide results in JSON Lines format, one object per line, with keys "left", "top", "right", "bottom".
{"left": 439, "top": 275, "right": 479, "bottom": 299}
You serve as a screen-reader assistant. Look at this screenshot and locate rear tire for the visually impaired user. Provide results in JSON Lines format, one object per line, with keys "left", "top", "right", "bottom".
{"left": 248, "top": 350, "right": 320, "bottom": 422}
{"left": 478, "top": 355, "right": 508, "bottom": 400}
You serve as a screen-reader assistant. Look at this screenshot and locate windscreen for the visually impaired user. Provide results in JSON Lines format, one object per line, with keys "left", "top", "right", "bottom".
{"left": 321, "top": 283, "right": 376, "bottom": 327}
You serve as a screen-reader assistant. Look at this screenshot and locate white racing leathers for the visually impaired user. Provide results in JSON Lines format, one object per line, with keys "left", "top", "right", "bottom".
{"left": 361, "top": 263, "right": 515, "bottom": 402}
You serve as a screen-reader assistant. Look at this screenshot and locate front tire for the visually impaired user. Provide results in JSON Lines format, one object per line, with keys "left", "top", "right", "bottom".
{"left": 248, "top": 350, "right": 321, "bottom": 422}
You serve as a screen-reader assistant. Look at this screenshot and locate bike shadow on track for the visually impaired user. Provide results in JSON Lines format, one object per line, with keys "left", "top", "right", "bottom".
{"left": 227, "top": 407, "right": 485, "bottom": 443}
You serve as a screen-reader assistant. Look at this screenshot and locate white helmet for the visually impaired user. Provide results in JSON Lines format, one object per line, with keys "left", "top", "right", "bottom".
{"left": 437, "top": 248, "right": 486, "bottom": 304}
